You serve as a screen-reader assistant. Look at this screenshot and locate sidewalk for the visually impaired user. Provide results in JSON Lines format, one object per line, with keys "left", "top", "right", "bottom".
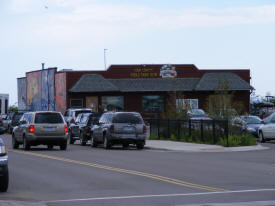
{"left": 145, "top": 140, "right": 269, "bottom": 152}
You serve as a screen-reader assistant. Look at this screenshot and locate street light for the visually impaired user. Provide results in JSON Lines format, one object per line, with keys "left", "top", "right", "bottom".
{"left": 104, "top": 49, "right": 108, "bottom": 70}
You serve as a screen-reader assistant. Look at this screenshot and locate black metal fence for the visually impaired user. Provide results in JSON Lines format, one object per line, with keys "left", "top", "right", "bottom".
{"left": 146, "top": 119, "right": 229, "bottom": 146}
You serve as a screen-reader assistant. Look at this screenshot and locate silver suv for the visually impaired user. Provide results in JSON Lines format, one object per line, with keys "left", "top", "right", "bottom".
{"left": 91, "top": 112, "right": 147, "bottom": 149}
{"left": 12, "top": 112, "right": 68, "bottom": 150}
{"left": 0, "top": 137, "right": 8, "bottom": 192}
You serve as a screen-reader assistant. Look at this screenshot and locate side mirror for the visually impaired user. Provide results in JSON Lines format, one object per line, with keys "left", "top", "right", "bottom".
{"left": 261, "top": 120, "right": 265, "bottom": 124}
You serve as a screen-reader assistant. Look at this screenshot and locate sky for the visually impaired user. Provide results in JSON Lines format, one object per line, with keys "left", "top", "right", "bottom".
{"left": 1, "top": 0, "right": 275, "bottom": 105}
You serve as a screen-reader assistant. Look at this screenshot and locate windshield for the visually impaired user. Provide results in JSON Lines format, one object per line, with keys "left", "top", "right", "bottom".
{"left": 13, "top": 113, "right": 24, "bottom": 122}
{"left": 112, "top": 113, "right": 143, "bottom": 124}
{"left": 35, "top": 113, "right": 64, "bottom": 124}
{"left": 188, "top": 109, "right": 206, "bottom": 117}
{"left": 75, "top": 110, "right": 92, "bottom": 117}
{"left": 243, "top": 116, "right": 262, "bottom": 124}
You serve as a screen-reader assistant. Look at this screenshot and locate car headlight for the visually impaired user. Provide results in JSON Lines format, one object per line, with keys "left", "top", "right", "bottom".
{"left": 0, "top": 145, "right": 7, "bottom": 156}
{"left": 247, "top": 127, "right": 255, "bottom": 132}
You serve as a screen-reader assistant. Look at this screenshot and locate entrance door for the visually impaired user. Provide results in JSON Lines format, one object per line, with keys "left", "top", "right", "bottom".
{"left": 86, "top": 96, "right": 98, "bottom": 112}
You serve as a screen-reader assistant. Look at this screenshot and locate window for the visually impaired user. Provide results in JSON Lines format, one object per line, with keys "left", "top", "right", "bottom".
{"left": 101, "top": 96, "right": 124, "bottom": 111}
{"left": 142, "top": 96, "right": 164, "bottom": 112}
{"left": 112, "top": 113, "right": 143, "bottom": 124}
{"left": 35, "top": 113, "right": 64, "bottom": 124}
{"left": 176, "top": 99, "right": 198, "bottom": 110}
{"left": 5, "top": 99, "right": 8, "bottom": 114}
{"left": 70, "top": 99, "right": 83, "bottom": 108}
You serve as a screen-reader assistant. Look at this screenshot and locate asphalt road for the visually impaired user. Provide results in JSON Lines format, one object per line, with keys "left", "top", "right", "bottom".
{"left": 0, "top": 133, "right": 275, "bottom": 206}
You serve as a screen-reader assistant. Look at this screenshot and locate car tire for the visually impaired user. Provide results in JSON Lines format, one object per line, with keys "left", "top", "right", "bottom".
{"left": 23, "top": 136, "right": 30, "bottom": 151}
{"left": 0, "top": 165, "right": 9, "bottom": 192}
{"left": 80, "top": 132, "right": 86, "bottom": 146}
{"left": 69, "top": 132, "right": 75, "bottom": 145}
{"left": 259, "top": 131, "right": 266, "bottom": 143}
{"left": 47, "top": 145, "right": 53, "bottom": 150}
{"left": 90, "top": 134, "right": 97, "bottom": 148}
{"left": 60, "top": 142, "right": 67, "bottom": 150}
{"left": 136, "top": 141, "right": 145, "bottom": 150}
{"left": 103, "top": 135, "right": 111, "bottom": 149}
{"left": 12, "top": 134, "right": 19, "bottom": 149}
{"left": 122, "top": 143, "right": 129, "bottom": 149}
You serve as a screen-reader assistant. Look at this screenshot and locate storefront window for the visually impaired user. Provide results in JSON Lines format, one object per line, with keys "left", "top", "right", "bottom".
{"left": 176, "top": 99, "right": 198, "bottom": 110}
{"left": 101, "top": 96, "right": 124, "bottom": 111}
{"left": 142, "top": 95, "right": 164, "bottom": 112}
{"left": 70, "top": 99, "right": 83, "bottom": 108}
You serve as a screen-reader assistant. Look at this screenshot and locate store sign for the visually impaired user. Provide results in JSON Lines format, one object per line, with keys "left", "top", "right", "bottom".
{"left": 130, "top": 68, "right": 158, "bottom": 78}
{"left": 160, "top": 64, "right": 177, "bottom": 78}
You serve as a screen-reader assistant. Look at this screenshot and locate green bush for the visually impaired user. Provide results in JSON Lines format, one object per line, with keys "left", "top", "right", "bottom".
{"left": 218, "top": 133, "right": 257, "bottom": 147}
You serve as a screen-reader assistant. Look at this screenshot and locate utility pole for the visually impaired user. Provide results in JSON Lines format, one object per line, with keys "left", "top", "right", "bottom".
{"left": 104, "top": 49, "right": 108, "bottom": 70}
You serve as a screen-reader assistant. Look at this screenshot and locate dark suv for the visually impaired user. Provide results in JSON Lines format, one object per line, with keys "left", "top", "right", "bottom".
{"left": 91, "top": 112, "right": 147, "bottom": 149}
{"left": 0, "top": 137, "right": 8, "bottom": 192}
{"left": 70, "top": 112, "right": 102, "bottom": 145}
{"left": 64, "top": 108, "right": 92, "bottom": 126}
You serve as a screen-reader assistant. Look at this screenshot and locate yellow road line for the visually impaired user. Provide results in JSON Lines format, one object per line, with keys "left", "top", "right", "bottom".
{"left": 10, "top": 149, "right": 227, "bottom": 192}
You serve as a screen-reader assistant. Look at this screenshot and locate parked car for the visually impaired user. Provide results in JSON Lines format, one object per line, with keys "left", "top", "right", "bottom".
{"left": 91, "top": 112, "right": 147, "bottom": 149}
{"left": 69, "top": 112, "right": 102, "bottom": 145}
{"left": 12, "top": 111, "right": 68, "bottom": 150}
{"left": 0, "top": 115, "right": 4, "bottom": 126}
{"left": 0, "top": 137, "right": 9, "bottom": 192}
{"left": 64, "top": 108, "right": 92, "bottom": 126}
{"left": 187, "top": 109, "right": 212, "bottom": 120}
{"left": 8, "top": 112, "right": 24, "bottom": 134}
{"left": 258, "top": 112, "right": 275, "bottom": 142}
{"left": 240, "top": 115, "right": 263, "bottom": 137}
{"left": 2, "top": 113, "right": 13, "bottom": 132}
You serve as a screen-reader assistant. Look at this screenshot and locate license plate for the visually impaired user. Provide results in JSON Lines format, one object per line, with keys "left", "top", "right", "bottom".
{"left": 45, "top": 127, "right": 55, "bottom": 132}
{"left": 123, "top": 126, "right": 134, "bottom": 132}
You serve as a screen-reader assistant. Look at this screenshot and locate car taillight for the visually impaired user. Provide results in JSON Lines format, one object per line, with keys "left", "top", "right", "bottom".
{"left": 85, "top": 126, "right": 89, "bottom": 132}
{"left": 29, "top": 125, "right": 35, "bottom": 133}
{"left": 143, "top": 125, "right": 147, "bottom": 133}
{"left": 64, "top": 125, "right": 68, "bottom": 133}
{"left": 110, "top": 124, "right": 114, "bottom": 132}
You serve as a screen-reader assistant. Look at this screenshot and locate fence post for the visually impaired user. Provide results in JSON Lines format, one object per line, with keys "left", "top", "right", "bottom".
{"left": 167, "top": 119, "right": 170, "bottom": 139}
{"left": 213, "top": 119, "right": 216, "bottom": 144}
{"left": 189, "top": 119, "right": 191, "bottom": 137}
{"left": 177, "top": 119, "right": 180, "bottom": 140}
{"left": 157, "top": 118, "right": 160, "bottom": 139}
{"left": 225, "top": 120, "right": 229, "bottom": 147}
{"left": 200, "top": 119, "right": 204, "bottom": 143}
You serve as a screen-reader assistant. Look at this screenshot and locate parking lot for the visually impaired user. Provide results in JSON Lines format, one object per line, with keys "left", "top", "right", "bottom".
{"left": 1, "top": 133, "right": 275, "bottom": 206}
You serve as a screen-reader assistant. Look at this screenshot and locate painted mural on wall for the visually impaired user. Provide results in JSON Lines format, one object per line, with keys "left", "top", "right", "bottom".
{"left": 55, "top": 73, "right": 66, "bottom": 114}
{"left": 17, "top": 78, "right": 27, "bottom": 111}
{"left": 26, "top": 71, "right": 42, "bottom": 111}
{"left": 41, "top": 69, "right": 56, "bottom": 111}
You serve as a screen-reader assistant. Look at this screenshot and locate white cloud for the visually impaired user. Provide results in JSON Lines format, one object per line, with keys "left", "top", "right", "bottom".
{"left": 7, "top": 1, "right": 275, "bottom": 49}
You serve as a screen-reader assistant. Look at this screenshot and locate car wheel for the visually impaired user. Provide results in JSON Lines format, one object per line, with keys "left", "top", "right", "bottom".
{"left": 0, "top": 165, "right": 9, "bottom": 192}
{"left": 259, "top": 132, "right": 266, "bottom": 143}
{"left": 69, "top": 132, "right": 75, "bottom": 145}
{"left": 23, "top": 136, "right": 30, "bottom": 151}
{"left": 136, "top": 141, "right": 144, "bottom": 150}
{"left": 60, "top": 141, "right": 67, "bottom": 150}
{"left": 122, "top": 143, "right": 129, "bottom": 149}
{"left": 103, "top": 135, "right": 111, "bottom": 149}
{"left": 12, "top": 134, "right": 19, "bottom": 149}
{"left": 47, "top": 145, "right": 53, "bottom": 150}
{"left": 90, "top": 134, "right": 97, "bottom": 148}
{"left": 79, "top": 132, "right": 86, "bottom": 146}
